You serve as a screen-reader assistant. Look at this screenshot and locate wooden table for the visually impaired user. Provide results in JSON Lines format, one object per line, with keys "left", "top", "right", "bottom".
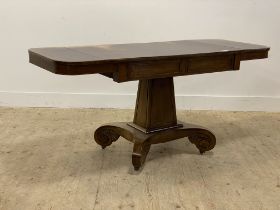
{"left": 29, "top": 39, "right": 269, "bottom": 170}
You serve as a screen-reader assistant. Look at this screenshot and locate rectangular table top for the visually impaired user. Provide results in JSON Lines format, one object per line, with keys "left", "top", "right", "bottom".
{"left": 29, "top": 39, "right": 269, "bottom": 82}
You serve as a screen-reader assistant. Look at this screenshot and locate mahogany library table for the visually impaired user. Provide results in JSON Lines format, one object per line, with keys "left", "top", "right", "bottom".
{"left": 29, "top": 39, "right": 269, "bottom": 170}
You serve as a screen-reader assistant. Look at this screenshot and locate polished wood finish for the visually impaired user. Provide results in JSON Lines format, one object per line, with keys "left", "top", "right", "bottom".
{"left": 94, "top": 76, "right": 216, "bottom": 170}
{"left": 29, "top": 39, "right": 269, "bottom": 82}
{"left": 94, "top": 122, "right": 216, "bottom": 170}
{"left": 131, "top": 77, "right": 178, "bottom": 133}
{"left": 28, "top": 39, "right": 270, "bottom": 170}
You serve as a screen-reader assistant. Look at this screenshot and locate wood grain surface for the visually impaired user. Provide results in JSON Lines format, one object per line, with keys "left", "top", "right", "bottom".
{"left": 29, "top": 39, "right": 269, "bottom": 81}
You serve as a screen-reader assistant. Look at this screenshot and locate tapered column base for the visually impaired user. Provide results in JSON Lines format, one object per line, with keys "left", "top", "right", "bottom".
{"left": 94, "top": 77, "right": 216, "bottom": 170}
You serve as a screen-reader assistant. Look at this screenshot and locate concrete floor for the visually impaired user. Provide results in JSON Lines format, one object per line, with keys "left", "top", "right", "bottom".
{"left": 0, "top": 107, "right": 280, "bottom": 210}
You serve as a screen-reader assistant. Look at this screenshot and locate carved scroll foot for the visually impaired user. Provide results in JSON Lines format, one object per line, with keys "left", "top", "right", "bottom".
{"left": 132, "top": 143, "right": 151, "bottom": 171}
{"left": 94, "top": 122, "right": 216, "bottom": 171}
{"left": 94, "top": 125, "right": 121, "bottom": 149}
{"left": 188, "top": 129, "right": 216, "bottom": 154}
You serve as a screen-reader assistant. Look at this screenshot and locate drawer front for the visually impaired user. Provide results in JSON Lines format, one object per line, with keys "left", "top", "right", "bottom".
{"left": 113, "top": 55, "right": 236, "bottom": 82}
{"left": 127, "top": 59, "right": 182, "bottom": 80}
{"left": 188, "top": 55, "right": 235, "bottom": 74}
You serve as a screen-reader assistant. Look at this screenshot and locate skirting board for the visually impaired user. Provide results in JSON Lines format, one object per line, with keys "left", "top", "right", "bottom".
{"left": 0, "top": 91, "right": 280, "bottom": 112}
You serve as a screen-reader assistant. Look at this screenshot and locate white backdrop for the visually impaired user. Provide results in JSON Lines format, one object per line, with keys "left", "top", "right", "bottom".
{"left": 0, "top": 0, "right": 279, "bottom": 111}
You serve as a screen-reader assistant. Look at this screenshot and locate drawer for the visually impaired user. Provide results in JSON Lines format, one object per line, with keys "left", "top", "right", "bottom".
{"left": 188, "top": 55, "right": 235, "bottom": 74}
{"left": 127, "top": 59, "right": 182, "bottom": 80}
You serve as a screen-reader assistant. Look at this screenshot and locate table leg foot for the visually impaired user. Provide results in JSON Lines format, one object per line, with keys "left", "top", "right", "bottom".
{"left": 94, "top": 125, "right": 121, "bottom": 149}
{"left": 188, "top": 129, "right": 216, "bottom": 154}
{"left": 132, "top": 143, "right": 151, "bottom": 171}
